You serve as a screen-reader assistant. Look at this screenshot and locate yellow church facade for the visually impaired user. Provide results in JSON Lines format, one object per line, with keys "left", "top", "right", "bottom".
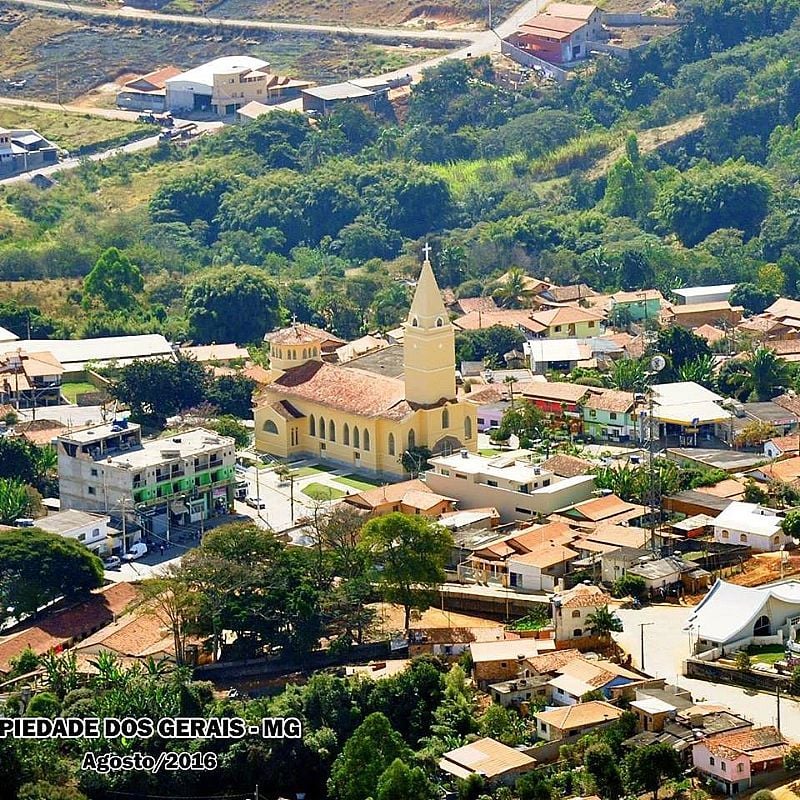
{"left": 253, "top": 257, "right": 477, "bottom": 478}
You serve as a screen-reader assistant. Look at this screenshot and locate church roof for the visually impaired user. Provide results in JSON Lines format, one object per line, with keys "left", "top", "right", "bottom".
{"left": 265, "top": 324, "right": 345, "bottom": 347}
{"left": 408, "top": 257, "right": 448, "bottom": 327}
{"left": 263, "top": 360, "right": 413, "bottom": 420}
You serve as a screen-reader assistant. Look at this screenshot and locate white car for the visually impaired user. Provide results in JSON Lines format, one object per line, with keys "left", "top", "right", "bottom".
{"left": 246, "top": 497, "right": 267, "bottom": 510}
{"left": 122, "top": 543, "right": 148, "bottom": 561}
{"left": 103, "top": 556, "right": 122, "bottom": 570}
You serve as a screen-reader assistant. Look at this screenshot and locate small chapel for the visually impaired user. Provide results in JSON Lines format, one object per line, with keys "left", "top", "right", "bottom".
{"left": 253, "top": 253, "right": 478, "bottom": 477}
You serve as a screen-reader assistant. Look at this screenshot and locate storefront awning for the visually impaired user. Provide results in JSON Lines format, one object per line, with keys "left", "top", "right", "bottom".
{"left": 653, "top": 401, "right": 731, "bottom": 426}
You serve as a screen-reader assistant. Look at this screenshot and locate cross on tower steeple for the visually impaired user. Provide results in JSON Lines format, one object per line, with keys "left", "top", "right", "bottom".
{"left": 423, "top": 242, "right": 431, "bottom": 262}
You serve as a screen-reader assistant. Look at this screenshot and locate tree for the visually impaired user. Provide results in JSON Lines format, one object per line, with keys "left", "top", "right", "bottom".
{"left": 622, "top": 742, "right": 682, "bottom": 800}
{"left": 327, "top": 713, "right": 412, "bottom": 800}
{"left": 609, "top": 358, "right": 647, "bottom": 392}
{"left": 657, "top": 327, "right": 711, "bottom": 374}
{"left": 731, "top": 282, "right": 778, "bottom": 315}
{"left": 497, "top": 403, "right": 547, "bottom": 448}
{"left": 717, "top": 348, "right": 792, "bottom": 401}
{"left": 653, "top": 161, "right": 772, "bottom": 247}
{"left": 585, "top": 605, "right": 624, "bottom": 637}
{"left": 208, "top": 415, "right": 251, "bottom": 448}
{"left": 0, "top": 528, "right": 103, "bottom": 626}
{"left": 455, "top": 326, "right": 526, "bottom": 368}
{"left": 734, "top": 650, "right": 752, "bottom": 673}
{"left": 677, "top": 354, "right": 715, "bottom": 388}
{"left": 185, "top": 266, "right": 282, "bottom": 344}
{"left": 83, "top": 248, "right": 143, "bottom": 311}
{"left": 479, "top": 703, "right": 525, "bottom": 746}
{"left": 109, "top": 354, "right": 209, "bottom": 426}
{"left": 359, "top": 513, "right": 453, "bottom": 630}
{"left": 785, "top": 745, "right": 800, "bottom": 772}
{"left": 516, "top": 770, "right": 552, "bottom": 800}
{"left": 613, "top": 573, "right": 647, "bottom": 601}
{"left": 206, "top": 374, "right": 257, "bottom": 419}
{"left": 585, "top": 741, "right": 623, "bottom": 800}
{"left": 604, "top": 134, "right": 654, "bottom": 221}
{"left": 375, "top": 758, "right": 435, "bottom": 800}
{"left": 0, "top": 477, "right": 33, "bottom": 524}
{"left": 493, "top": 268, "right": 534, "bottom": 308}
{"left": 784, "top": 510, "right": 800, "bottom": 538}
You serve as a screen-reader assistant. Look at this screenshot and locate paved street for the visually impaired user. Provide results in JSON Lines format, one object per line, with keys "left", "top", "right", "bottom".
{"left": 614, "top": 604, "right": 800, "bottom": 739}
{"left": 16, "top": 404, "right": 126, "bottom": 428}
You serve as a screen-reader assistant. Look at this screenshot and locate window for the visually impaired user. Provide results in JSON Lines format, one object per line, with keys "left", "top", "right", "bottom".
{"left": 343, "top": 423, "right": 350, "bottom": 446}
{"left": 442, "top": 407, "right": 449, "bottom": 429}
{"left": 310, "top": 416, "right": 316, "bottom": 437}
{"left": 555, "top": 325, "right": 562, "bottom": 332}
{"left": 412, "top": 317, "right": 419, "bottom": 327}
{"left": 88, "top": 486, "right": 96, "bottom": 495}
{"left": 464, "top": 416, "right": 472, "bottom": 440}
{"left": 610, "top": 412, "right": 618, "bottom": 420}
{"left": 721, "top": 529, "right": 729, "bottom": 539}
{"left": 436, "top": 317, "right": 444, "bottom": 327}
{"left": 328, "top": 420, "right": 336, "bottom": 442}
{"left": 571, "top": 610, "right": 581, "bottom": 618}
{"left": 515, "top": 507, "right": 531, "bottom": 514}
{"left": 408, "top": 429, "right": 416, "bottom": 450}
{"left": 721, "top": 762, "right": 726, "bottom": 772}
{"left": 500, "top": 662, "right": 508, "bottom": 668}
{"left": 354, "top": 427, "right": 360, "bottom": 449}
{"left": 302, "top": 348, "right": 307, "bottom": 359}
{"left": 363, "top": 430, "right": 370, "bottom": 451}
{"left": 487, "top": 480, "right": 498, "bottom": 487}
{"left": 588, "top": 320, "right": 595, "bottom": 328}
{"left": 737, "top": 764, "right": 743, "bottom": 773}
{"left": 78, "top": 533, "right": 86, "bottom": 541}
{"left": 573, "top": 629, "right": 582, "bottom": 637}
{"left": 91, "top": 528, "right": 100, "bottom": 539}
{"left": 388, "top": 433, "right": 395, "bottom": 456}
{"left": 263, "top": 420, "right": 278, "bottom": 434}
{"left": 90, "top": 468, "right": 98, "bottom": 477}
{"left": 740, "top": 533, "right": 747, "bottom": 543}
{"left": 320, "top": 417, "right": 326, "bottom": 440}
{"left": 774, "top": 535, "right": 780, "bottom": 544}
{"left": 709, "top": 757, "right": 715, "bottom": 766}
{"left": 589, "top": 410, "right": 597, "bottom": 418}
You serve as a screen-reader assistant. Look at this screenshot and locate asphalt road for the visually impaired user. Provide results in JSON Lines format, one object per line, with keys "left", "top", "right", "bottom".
{"left": 614, "top": 604, "right": 800, "bottom": 739}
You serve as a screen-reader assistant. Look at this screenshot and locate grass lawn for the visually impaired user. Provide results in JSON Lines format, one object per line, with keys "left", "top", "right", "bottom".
{"left": 60, "top": 381, "right": 97, "bottom": 403}
{"left": 291, "top": 464, "right": 336, "bottom": 478}
{"left": 747, "top": 644, "right": 785, "bottom": 665}
{"left": 0, "top": 106, "right": 152, "bottom": 153}
{"left": 334, "top": 474, "right": 382, "bottom": 491}
{"left": 479, "top": 448, "right": 504, "bottom": 456}
{"left": 301, "top": 482, "right": 346, "bottom": 501}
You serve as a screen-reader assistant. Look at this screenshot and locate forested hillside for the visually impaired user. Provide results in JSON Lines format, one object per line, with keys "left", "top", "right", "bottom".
{"left": 1, "top": 0, "right": 799, "bottom": 344}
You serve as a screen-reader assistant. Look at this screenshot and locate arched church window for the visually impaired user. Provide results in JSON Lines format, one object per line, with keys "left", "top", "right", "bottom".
{"left": 464, "top": 416, "right": 473, "bottom": 439}
{"left": 442, "top": 407, "right": 449, "bottom": 429}
{"left": 388, "top": 433, "right": 395, "bottom": 456}
{"left": 412, "top": 317, "right": 419, "bottom": 327}
{"left": 436, "top": 317, "right": 444, "bottom": 327}
{"left": 363, "top": 430, "right": 371, "bottom": 451}
{"left": 343, "top": 423, "right": 350, "bottom": 446}
{"left": 408, "top": 429, "right": 416, "bottom": 450}
{"left": 329, "top": 420, "right": 336, "bottom": 442}
{"left": 320, "top": 417, "right": 326, "bottom": 440}
{"left": 263, "top": 420, "right": 278, "bottom": 434}
{"left": 354, "top": 427, "right": 360, "bottom": 449}
{"left": 310, "top": 416, "right": 316, "bottom": 436}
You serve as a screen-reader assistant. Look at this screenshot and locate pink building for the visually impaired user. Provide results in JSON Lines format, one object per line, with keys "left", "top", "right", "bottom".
{"left": 692, "top": 726, "right": 791, "bottom": 795}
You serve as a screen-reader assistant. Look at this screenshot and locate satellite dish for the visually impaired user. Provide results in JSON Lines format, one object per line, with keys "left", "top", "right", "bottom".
{"left": 650, "top": 355, "right": 666, "bottom": 373}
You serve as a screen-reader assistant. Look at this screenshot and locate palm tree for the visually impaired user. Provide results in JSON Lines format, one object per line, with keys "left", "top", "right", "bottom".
{"left": 608, "top": 358, "right": 647, "bottom": 392}
{"left": 0, "top": 477, "right": 30, "bottom": 524}
{"left": 493, "top": 267, "right": 533, "bottom": 308}
{"left": 585, "top": 605, "right": 624, "bottom": 637}
{"left": 719, "top": 347, "right": 791, "bottom": 401}
{"left": 677, "top": 354, "right": 715, "bottom": 388}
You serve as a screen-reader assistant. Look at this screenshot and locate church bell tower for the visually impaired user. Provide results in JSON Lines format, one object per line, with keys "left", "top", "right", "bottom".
{"left": 403, "top": 247, "right": 457, "bottom": 406}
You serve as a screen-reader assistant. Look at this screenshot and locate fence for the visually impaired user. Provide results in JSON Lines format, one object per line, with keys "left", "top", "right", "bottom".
{"left": 684, "top": 657, "right": 790, "bottom": 692}
{"left": 601, "top": 12, "right": 684, "bottom": 25}
{"left": 500, "top": 41, "right": 570, "bottom": 83}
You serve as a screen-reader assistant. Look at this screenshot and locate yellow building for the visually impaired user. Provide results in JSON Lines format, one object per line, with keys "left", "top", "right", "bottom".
{"left": 254, "top": 256, "right": 477, "bottom": 477}
{"left": 529, "top": 306, "right": 605, "bottom": 338}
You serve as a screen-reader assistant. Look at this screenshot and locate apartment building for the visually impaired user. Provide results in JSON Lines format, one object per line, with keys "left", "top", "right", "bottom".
{"left": 425, "top": 451, "right": 595, "bottom": 522}
{"left": 57, "top": 421, "right": 236, "bottom": 536}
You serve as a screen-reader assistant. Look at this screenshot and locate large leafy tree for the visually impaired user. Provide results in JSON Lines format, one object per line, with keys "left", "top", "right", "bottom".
{"left": 656, "top": 326, "right": 711, "bottom": 377}
{"left": 328, "top": 713, "right": 412, "bottom": 800}
{"left": 717, "top": 347, "right": 792, "bottom": 401}
{"left": 653, "top": 160, "right": 772, "bottom": 247}
{"left": 109, "top": 354, "right": 208, "bottom": 426}
{"left": 604, "top": 134, "right": 654, "bottom": 221}
{"left": 730, "top": 282, "right": 778, "bottom": 315}
{"left": 83, "top": 248, "right": 144, "bottom": 311}
{"left": 493, "top": 267, "right": 534, "bottom": 308}
{"left": 359, "top": 513, "right": 452, "bottom": 630}
{"left": 0, "top": 528, "right": 103, "bottom": 625}
{"left": 622, "top": 742, "right": 682, "bottom": 800}
{"left": 455, "top": 326, "right": 526, "bottom": 367}
{"left": 185, "top": 266, "right": 282, "bottom": 344}
{"left": 585, "top": 605, "right": 624, "bottom": 637}
{"left": 585, "top": 741, "right": 624, "bottom": 800}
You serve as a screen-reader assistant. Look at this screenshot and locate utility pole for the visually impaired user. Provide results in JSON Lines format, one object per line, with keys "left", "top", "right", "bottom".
{"left": 289, "top": 473, "right": 295, "bottom": 522}
{"left": 777, "top": 682, "right": 782, "bottom": 732}
{"left": 640, "top": 622, "right": 654, "bottom": 671}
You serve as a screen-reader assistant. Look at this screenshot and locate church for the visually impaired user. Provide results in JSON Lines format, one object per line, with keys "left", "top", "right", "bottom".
{"left": 253, "top": 254, "right": 478, "bottom": 477}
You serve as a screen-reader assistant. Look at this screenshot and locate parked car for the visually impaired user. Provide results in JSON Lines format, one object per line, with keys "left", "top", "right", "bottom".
{"left": 103, "top": 555, "right": 122, "bottom": 570}
{"left": 246, "top": 497, "right": 267, "bottom": 510}
{"left": 122, "top": 542, "right": 148, "bottom": 561}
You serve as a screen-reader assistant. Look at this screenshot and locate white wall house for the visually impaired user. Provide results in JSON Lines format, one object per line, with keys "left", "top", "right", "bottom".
{"left": 33, "top": 509, "right": 113, "bottom": 554}
{"left": 506, "top": 543, "right": 579, "bottom": 592}
{"left": 713, "top": 501, "right": 787, "bottom": 552}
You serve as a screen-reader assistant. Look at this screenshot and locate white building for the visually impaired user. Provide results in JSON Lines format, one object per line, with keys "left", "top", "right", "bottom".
{"left": 425, "top": 451, "right": 595, "bottom": 522}
{"left": 57, "top": 421, "right": 236, "bottom": 542}
{"left": 552, "top": 583, "right": 616, "bottom": 642}
{"left": 650, "top": 381, "right": 732, "bottom": 446}
{"left": 672, "top": 284, "right": 736, "bottom": 305}
{"left": 686, "top": 579, "right": 800, "bottom": 653}
{"left": 506, "top": 543, "right": 579, "bottom": 593}
{"left": 713, "top": 501, "right": 787, "bottom": 552}
{"left": 33, "top": 509, "right": 116, "bottom": 555}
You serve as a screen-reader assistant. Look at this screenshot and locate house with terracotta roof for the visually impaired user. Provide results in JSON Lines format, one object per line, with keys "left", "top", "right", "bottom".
{"left": 541, "top": 453, "right": 593, "bottom": 478}
{"left": 529, "top": 306, "right": 605, "bottom": 339}
{"left": 518, "top": 381, "right": 601, "bottom": 432}
{"left": 560, "top": 494, "right": 646, "bottom": 527}
{"left": 547, "top": 656, "right": 657, "bottom": 705}
{"left": 254, "top": 256, "right": 478, "bottom": 477}
{"left": 506, "top": 542, "right": 580, "bottom": 592}
{"left": 0, "top": 348, "right": 64, "bottom": 408}
{"left": 748, "top": 456, "right": 800, "bottom": 487}
{"left": 764, "top": 434, "right": 800, "bottom": 460}
{"left": 551, "top": 583, "right": 616, "bottom": 643}
{"left": 439, "top": 737, "right": 537, "bottom": 786}
{"left": 509, "top": 13, "right": 592, "bottom": 64}
{"left": 470, "top": 639, "right": 557, "bottom": 685}
{"left": 535, "top": 700, "right": 623, "bottom": 741}
{"left": 117, "top": 66, "right": 182, "bottom": 111}
{"left": 582, "top": 389, "right": 638, "bottom": 442}
{"left": 692, "top": 726, "right": 792, "bottom": 794}
{"left": 663, "top": 301, "right": 743, "bottom": 329}
{"left": 453, "top": 309, "right": 547, "bottom": 336}
{"left": 343, "top": 478, "right": 456, "bottom": 518}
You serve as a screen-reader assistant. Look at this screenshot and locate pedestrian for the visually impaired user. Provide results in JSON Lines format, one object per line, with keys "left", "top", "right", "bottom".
{"left": 159, "top": 544, "right": 164, "bottom": 556}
